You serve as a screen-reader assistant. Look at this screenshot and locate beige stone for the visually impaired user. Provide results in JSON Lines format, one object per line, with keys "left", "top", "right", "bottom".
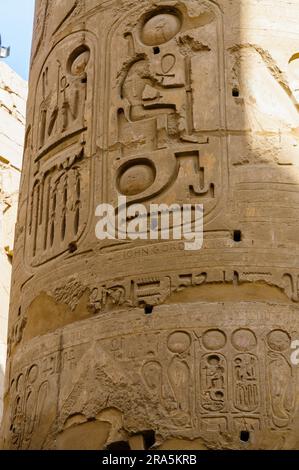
{"left": 2, "top": 0, "right": 299, "bottom": 450}
{"left": 0, "top": 62, "right": 27, "bottom": 421}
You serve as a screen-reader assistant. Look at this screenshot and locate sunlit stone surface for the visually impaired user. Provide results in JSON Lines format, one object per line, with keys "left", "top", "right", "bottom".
{"left": 1, "top": 0, "right": 299, "bottom": 449}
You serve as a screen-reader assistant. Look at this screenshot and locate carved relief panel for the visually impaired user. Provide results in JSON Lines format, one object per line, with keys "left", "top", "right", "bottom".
{"left": 9, "top": 358, "right": 54, "bottom": 449}
{"left": 25, "top": 33, "right": 95, "bottom": 267}
{"left": 3, "top": 306, "right": 299, "bottom": 449}
{"left": 266, "top": 330, "right": 296, "bottom": 428}
{"left": 108, "top": 325, "right": 297, "bottom": 440}
{"left": 104, "top": 1, "right": 228, "bottom": 234}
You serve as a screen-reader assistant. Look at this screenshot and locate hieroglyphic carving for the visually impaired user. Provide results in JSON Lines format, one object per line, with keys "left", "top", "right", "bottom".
{"left": 9, "top": 364, "right": 49, "bottom": 449}
{"left": 142, "top": 360, "right": 163, "bottom": 403}
{"left": 233, "top": 354, "right": 259, "bottom": 412}
{"left": 27, "top": 148, "right": 88, "bottom": 265}
{"left": 200, "top": 354, "right": 227, "bottom": 412}
{"left": 283, "top": 273, "right": 299, "bottom": 302}
{"left": 51, "top": 266, "right": 299, "bottom": 316}
{"left": 202, "top": 330, "right": 227, "bottom": 351}
{"left": 6, "top": 342, "right": 79, "bottom": 450}
{"left": 102, "top": 325, "right": 296, "bottom": 438}
{"left": 88, "top": 281, "right": 133, "bottom": 313}
{"left": 104, "top": 2, "right": 227, "bottom": 233}
{"left": 134, "top": 276, "right": 171, "bottom": 306}
{"left": 171, "top": 272, "right": 207, "bottom": 293}
{"left": 266, "top": 330, "right": 296, "bottom": 428}
{"left": 231, "top": 329, "right": 257, "bottom": 352}
{"left": 36, "top": 46, "right": 89, "bottom": 154}
{"left": 25, "top": 33, "right": 95, "bottom": 266}
{"left": 109, "top": 326, "right": 295, "bottom": 435}
{"left": 87, "top": 271, "right": 207, "bottom": 312}
{"left": 5, "top": 308, "right": 298, "bottom": 449}
{"left": 233, "top": 417, "right": 261, "bottom": 435}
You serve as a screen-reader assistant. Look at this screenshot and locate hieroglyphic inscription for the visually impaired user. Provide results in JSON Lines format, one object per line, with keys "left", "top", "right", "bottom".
{"left": 26, "top": 34, "right": 95, "bottom": 266}
{"left": 104, "top": 2, "right": 227, "bottom": 232}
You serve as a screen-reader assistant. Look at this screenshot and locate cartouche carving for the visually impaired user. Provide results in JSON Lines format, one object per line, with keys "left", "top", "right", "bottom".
{"left": 25, "top": 34, "right": 95, "bottom": 266}
{"left": 5, "top": 305, "right": 298, "bottom": 449}
{"left": 106, "top": 1, "right": 227, "bottom": 231}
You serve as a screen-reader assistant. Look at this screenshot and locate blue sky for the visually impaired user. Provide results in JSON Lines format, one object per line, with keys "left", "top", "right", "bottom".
{"left": 0, "top": 0, "right": 35, "bottom": 80}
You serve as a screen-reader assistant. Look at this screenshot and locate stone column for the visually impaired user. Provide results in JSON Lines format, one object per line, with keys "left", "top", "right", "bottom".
{"left": 1, "top": 0, "right": 299, "bottom": 450}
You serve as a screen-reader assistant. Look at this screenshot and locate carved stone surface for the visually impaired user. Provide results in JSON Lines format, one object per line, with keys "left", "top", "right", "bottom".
{"left": 1, "top": 0, "right": 299, "bottom": 449}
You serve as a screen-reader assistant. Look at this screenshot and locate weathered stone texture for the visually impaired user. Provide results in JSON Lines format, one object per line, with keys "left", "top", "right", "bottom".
{"left": 0, "top": 61, "right": 27, "bottom": 420}
{"left": 1, "top": 0, "right": 299, "bottom": 449}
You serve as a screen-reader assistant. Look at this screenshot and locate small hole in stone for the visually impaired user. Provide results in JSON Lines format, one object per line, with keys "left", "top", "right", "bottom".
{"left": 240, "top": 430, "right": 250, "bottom": 442}
{"left": 68, "top": 242, "right": 78, "bottom": 253}
{"left": 144, "top": 305, "right": 153, "bottom": 315}
{"left": 81, "top": 76, "right": 87, "bottom": 84}
{"left": 232, "top": 86, "right": 240, "bottom": 97}
{"left": 106, "top": 441, "right": 131, "bottom": 451}
{"left": 153, "top": 47, "right": 160, "bottom": 55}
{"left": 143, "top": 430, "right": 156, "bottom": 450}
{"left": 233, "top": 230, "right": 242, "bottom": 242}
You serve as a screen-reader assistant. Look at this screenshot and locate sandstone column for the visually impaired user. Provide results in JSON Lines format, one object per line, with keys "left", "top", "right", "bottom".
{"left": 1, "top": 0, "right": 299, "bottom": 450}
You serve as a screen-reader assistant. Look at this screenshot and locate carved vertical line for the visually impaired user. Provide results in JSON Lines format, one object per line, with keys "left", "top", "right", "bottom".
{"left": 61, "top": 174, "right": 68, "bottom": 242}
{"left": 74, "top": 170, "right": 81, "bottom": 236}
{"left": 28, "top": 188, "right": 34, "bottom": 236}
{"left": 50, "top": 183, "right": 57, "bottom": 248}
{"left": 296, "top": 275, "right": 299, "bottom": 302}
{"left": 33, "top": 183, "right": 40, "bottom": 258}
{"left": 43, "top": 175, "right": 51, "bottom": 251}
{"left": 39, "top": 177, "right": 44, "bottom": 226}
{"left": 42, "top": 68, "right": 47, "bottom": 100}
{"left": 39, "top": 108, "right": 47, "bottom": 149}
{"left": 185, "top": 56, "right": 194, "bottom": 135}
